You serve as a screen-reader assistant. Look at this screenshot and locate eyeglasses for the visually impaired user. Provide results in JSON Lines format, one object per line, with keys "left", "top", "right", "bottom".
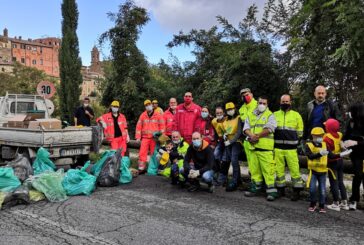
{"left": 184, "top": 95, "right": 192, "bottom": 97}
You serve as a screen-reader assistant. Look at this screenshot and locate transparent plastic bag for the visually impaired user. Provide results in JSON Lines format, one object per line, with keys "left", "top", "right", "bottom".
{"left": 33, "top": 147, "right": 56, "bottom": 175}
{"left": 31, "top": 169, "right": 68, "bottom": 202}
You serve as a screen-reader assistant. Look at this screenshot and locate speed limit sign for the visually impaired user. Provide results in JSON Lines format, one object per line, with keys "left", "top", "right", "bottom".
{"left": 37, "top": 81, "right": 56, "bottom": 99}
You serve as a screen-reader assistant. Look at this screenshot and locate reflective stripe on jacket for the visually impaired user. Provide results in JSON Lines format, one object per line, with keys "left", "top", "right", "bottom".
{"left": 248, "top": 109, "right": 274, "bottom": 150}
{"left": 135, "top": 111, "right": 165, "bottom": 139}
{"left": 97, "top": 112, "right": 128, "bottom": 142}
{"left": 239, "top": 98, "right": 258, "bottom": 122}
{"left": 274, "top": 109, "right": 304, "bottom": 149}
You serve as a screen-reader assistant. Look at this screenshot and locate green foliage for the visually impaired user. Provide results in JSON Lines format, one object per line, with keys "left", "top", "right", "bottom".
{"left": 59, "top": 0, "right": 83, "bottom": 124}
{"left": 0, "top": 63, "right": 46, "bottom": 95}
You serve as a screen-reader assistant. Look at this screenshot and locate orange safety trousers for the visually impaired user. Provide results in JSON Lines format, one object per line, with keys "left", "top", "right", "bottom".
{"left": 110, "top": 137, "right": 127, "bottom": 156}
{"left": 138, "top": 138, "right": 156, "bottom": 170}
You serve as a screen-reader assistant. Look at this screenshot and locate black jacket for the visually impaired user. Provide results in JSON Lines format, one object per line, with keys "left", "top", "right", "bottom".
{"left": 183, "top": 140, "right": 214, "bottom": 175}
{"left": 304, "top": 100, "right": 343, "bottom": 139}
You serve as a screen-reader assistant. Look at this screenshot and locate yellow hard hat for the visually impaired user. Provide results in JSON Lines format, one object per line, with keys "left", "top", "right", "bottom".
{"left": 152, "top": 99, "right": 158, "bottom": 104}
{"left": 111, "top": 101, "right": 120, "bottom": 107}
{"left": 225, "top": 102, "right": 235, "bottom": 110}
{"left": 159, "top": 152, "right": 170, "bottom": 166}
{"left": 311, "top": 127, "right": 325, "bottom": 136}
{"left": 144, "top": 99, "right": 152, "bottom": 106}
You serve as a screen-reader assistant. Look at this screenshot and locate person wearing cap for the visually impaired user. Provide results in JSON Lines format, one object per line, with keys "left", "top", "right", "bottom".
{"left": 305, "top": 127, "right": 352, "bottom": 213}
{"left": 135, "top": 99, "right": 166, "bottom": 174}
{"left": 152, "top": 99, "right": 164, "bottom": 115}
{"left": 243, "top": 96, "right": 278, "bottom": 201}
{"left": 239, "top": 88, "right": 258, "bottom": 179}
{"left": 220, "top": 102, "right": 243, "bottom": 191}
{"left": 173, "top": 92, "right": 202, "bottom": 144}
{"left": 273, "top": 94, "right": 304, "bottom": 201}
{"left": 96, "top": 100, "right": 129, "bottom": 156}
{"left": 164, "top": 98, "right": 178, "bottom": 136}
{"left": 74, "top": 97, "right": 94, "bottom": 126}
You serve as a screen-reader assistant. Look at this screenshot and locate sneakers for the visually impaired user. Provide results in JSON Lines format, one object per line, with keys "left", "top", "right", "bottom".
{"left": 339, "top": 200, "right": 350, "bottom": 210}
{"left": 327, "top": 203, "right": 340, "bottom": 212}
{"left": 319, "top": 208, "right": 326, "bottom": 213}
{"left": 308, "top": 206, "right": 317, "bottom": 212}
{"left": 349, "top": 201, "right": 357, "bottom": 210}
{"left": 207, "top": 184, "right": 215, "bottom": 193}
{"left": 244, "top": 191, "right": 256, "bottom": 197}
{"left": 138, "top": 169, "right": 146, "bottom": 175}
{"left": 187, "top": 184, "right": 200, "bottom": 192}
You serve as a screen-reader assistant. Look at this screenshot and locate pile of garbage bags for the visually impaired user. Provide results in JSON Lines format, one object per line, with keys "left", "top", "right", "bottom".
{"left": 0, "top": 147, "right": 133, "bottom": 210}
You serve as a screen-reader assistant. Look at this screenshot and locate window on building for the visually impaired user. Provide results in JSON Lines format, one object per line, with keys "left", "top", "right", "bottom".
{"left": 40, "top": 47, "right": 43, "bottom": 53}
{"left": 21, "top": 58, "right": 25, "bottom": 63}
{"left": 40, "top": 59, "right": 43, "bottom": 65}
{"left": 12, "top": 57, "right": 16, "bottom": 62}
{"left": 32, "top": 59, "right": 36, "bottom": 65}
{"left": 0, "top": 56, "right": 2, "bottom": 60}
{"left": 1, "top": 68, "right": 5, "bottom": 72}
{"left": 32, "top": 47, "right": 37, "bottom": 51}
{"left": 20, "top": 44, "right": 26, "bottom": 49}
{"left": 27, "top": 46, "right": 31, "bottom": 50}
{"left": 12, "top": 44, "right": 17, "bottom": 48}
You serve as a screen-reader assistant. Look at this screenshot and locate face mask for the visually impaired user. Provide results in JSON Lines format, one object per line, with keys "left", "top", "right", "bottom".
{"left": 146, "top": 105, "right": 153, "bottom": 111}
{"left": 242, "top": 95, "right": 252, "bottom": 104}
{"left": 216, "top": 115, "right": 224, "bottom": 120}
{"left": 173, "top": 140, "right": 180, "bottom": 144}
{"left": 184, "top": 96, "right": 192, "bottom": 104}
{"left": 227, "top": 109, "right": 235, "bottom": 116}
{"left": 201, "top": 112, "right": 209, "bottom": 119}
{"left": 315, "top": 137, "right": 323, "bottom": 143}
{"left": 83, "top": 103, "right": 89, "bottom": 108}
{"left": 170, "top": 105, "right": 177, "bottom": 110}
{"left": 111, "top": 107, "right": 119, "bottom": 113}
{"left": 280, "top": 104, "right": 290, "bottom": 111}
{"left": 192, "top": 139, "right": 202, "bottom": 148}
{"left": 258, "top": 104, "right": 266, "bottom": 112}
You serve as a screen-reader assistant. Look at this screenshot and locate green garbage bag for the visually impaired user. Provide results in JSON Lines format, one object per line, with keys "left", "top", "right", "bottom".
{"left": 62, "top": 161, "right": 96, "bottom": 196}
{"left": 32, "top": 169, "right": 68, "bottom": 202}
{"left": 119, "top": 157, "right": 132, "bottom": 184}
{"left": 147, "top": 148, "right": 159, "bottom": 176}
{"left": 0, "top": 167, "right": 21, "bottom": 192}
{"left": 91, "top": 150, "right": 116, "bottom": 177}
{"left": 33, "top": 147, "right": 56, "bottom": 175}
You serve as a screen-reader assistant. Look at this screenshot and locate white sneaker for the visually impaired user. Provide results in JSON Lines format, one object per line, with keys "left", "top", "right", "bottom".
{"left": 339, "top": 201, "right": 350, "bottom": 210}
{"left": 327, "top": 203, "right": 340, "bottom": 212}
{"left": 349, "top": 201, "right": 357, "bottom": 210}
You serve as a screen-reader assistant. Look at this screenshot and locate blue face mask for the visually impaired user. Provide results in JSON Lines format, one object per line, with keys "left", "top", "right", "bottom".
{"left": 201, "top": 112, "right": 209, "bottom": 119}
{"left": 192, "top": 139, "right": 202, "bottom": 148}
{"left": 316, "top": 137, "right": 323, "bottom": 143}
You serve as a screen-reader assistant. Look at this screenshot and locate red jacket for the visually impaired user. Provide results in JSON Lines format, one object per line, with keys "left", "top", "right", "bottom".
{"left": 135, "top": 111, "right": 165, "bottom": 140}
{"left": 163, "top": 108, "right": 175, "bottom": 136}
{"left": 97, "top": 112, "right": 128, "bottom": 142}
{"left": 173, "top": 102, "right": 201, "bottom": 143}
{"left": 194, "top": 117, "right": 215, "bottom": 146}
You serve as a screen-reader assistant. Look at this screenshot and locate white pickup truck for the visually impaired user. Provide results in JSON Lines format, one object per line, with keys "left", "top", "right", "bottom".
{"left": 0, "top": 93, "right": 102, "bottom": 166}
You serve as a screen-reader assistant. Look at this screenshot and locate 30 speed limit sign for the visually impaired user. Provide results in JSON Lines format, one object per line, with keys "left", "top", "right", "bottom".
{"left": 37, "top": 81, "right": 56, "bottom": 99}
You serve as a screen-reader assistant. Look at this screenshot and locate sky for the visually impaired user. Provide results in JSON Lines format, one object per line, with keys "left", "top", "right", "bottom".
{"left": 0, "top": 0, "right": 267, "bottom": 66}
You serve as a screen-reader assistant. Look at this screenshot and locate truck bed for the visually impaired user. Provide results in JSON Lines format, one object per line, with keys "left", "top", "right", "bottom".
{"left": 0, "top": 127, "right": 93, "bottom": 148}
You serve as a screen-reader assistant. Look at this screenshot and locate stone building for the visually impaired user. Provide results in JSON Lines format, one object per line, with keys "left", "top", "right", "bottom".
{"left": 0, "top": 28, "right": 13, "bottom": 72}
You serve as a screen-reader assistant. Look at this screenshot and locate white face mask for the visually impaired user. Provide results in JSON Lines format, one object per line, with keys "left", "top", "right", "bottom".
{"left": 258, "top": 104, "right": 266, "bottom": 113}
{"left": 83, "top": 103, "right": 89, "bottom": 108}
{"left": 216, "top": 115, "right": 224, "bottom": 120}
{"left": 146, "top": 105, "right": 153, "bottom": 111}
{"left": 111, "top": 107, "right": 119, "bottom": 113}
{"left": 170, "top": 105, "right": 177, "bottom": 110}
{"left": 227, "top": 109, "right": 235, "bottom": 116}
{"left": 315, "top": 137, "right": 323, "bottom": 143}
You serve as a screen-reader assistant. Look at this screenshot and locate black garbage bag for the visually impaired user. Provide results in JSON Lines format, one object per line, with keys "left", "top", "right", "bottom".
{"left": 97, "top": 148, "right": 122, "bottom": 187}
{"left": 6, "top": 154, "right": 33, "bottom": 182}
{"left": 1, "top": 185, "right": 30, "bottom": 209}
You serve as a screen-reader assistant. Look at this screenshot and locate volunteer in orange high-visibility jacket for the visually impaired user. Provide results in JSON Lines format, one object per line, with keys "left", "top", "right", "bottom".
{"left": 97, "top": 100, "right": 129, "bottom": 156}
{"left": 135, "top": 99, "right": 166, "bottom": 174}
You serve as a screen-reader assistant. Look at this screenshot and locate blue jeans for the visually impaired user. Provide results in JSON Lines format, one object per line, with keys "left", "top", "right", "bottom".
{"left": 223, "top": 142, "right": 242, "bottom": 185}
{"left": 309, "top": 173, "right": 326, "bottom": 206}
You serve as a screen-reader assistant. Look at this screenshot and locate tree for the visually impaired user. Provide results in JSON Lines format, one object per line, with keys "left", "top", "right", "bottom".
{"left": 59, "top": 0, "right": 83, "bottom": 123}
{"left": 99, "top": 0, "right": 150, "bottom": 130}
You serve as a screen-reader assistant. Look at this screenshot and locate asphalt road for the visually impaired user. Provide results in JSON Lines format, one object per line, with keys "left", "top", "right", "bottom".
{"left": 1, "top": 175, "right": 364, "bottom": 245}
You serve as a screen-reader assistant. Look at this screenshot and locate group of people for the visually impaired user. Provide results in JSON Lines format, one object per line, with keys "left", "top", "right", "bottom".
{"left": 74, "top": 86, "right": 364, "bottom": 213}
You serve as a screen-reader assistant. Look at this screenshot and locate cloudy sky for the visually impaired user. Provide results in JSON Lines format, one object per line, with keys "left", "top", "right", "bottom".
{"left": 1, "top": 0, "right": 267, "bottom": 65}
